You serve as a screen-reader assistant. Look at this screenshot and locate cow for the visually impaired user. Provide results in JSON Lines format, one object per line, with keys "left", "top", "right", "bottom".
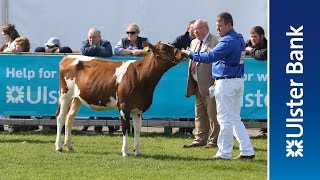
{"left": 55, "top": 41, "right": 187, "bottom": 157}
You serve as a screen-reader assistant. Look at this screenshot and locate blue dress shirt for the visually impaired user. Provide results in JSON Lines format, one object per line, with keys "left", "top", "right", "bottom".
{"left": 189, "top": 29, "right": 245, "bottom": 78}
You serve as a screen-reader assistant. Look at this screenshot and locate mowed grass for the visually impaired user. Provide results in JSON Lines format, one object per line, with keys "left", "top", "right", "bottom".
{"left": 0, "top": 131, "right": 267, "bottom": 180}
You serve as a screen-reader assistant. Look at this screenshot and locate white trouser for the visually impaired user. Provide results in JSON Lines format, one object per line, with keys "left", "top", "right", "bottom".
{"left": 213, "top": 78, "right": 254, "bottom": 159}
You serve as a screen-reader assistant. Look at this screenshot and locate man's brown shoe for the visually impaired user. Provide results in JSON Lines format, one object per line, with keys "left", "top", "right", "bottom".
{"left": 182, "top": 143, "right": 205, "bottom": 148}
{"left": 203, "top": 143, "right": 217, "bottom": 149}
{"left": 233, "top": 155, "right": 255, "bottom": 160}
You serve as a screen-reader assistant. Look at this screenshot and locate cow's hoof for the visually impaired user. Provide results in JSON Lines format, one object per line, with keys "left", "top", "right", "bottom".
{"left": 56, "top": 148, "right": 63, "bottom": 152}
{"left": 122, "top": 152, "right": 129, "bottom": 157}
{"left": 66, "top": 147, "right": 74, "bottom": 152}
{"left": 133, "top": 149, "right": 141, "bottom": 156}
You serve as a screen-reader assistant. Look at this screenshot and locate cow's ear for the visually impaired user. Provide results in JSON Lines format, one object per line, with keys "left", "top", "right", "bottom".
{"left": 142, "top": 41, "right": 154, "bottom": 52}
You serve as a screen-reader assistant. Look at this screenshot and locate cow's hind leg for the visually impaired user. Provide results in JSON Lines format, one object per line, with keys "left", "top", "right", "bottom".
{"left": 55, "top": 95, "right": 72, "bottom": 152}
{"left": 120, "top": 110, "right": 131, "bottom": 157}
{"left": 132, "top": 113, "right": 142, "bottom": 156}
{"left": 64, "top": 98, "right": 81, "bottom": 151}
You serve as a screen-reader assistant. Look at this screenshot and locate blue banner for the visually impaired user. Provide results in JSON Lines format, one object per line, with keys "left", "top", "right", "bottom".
{"left": 0, "top": 54, "right": 266, "bottom": 119}
{"left": 270, "top": 0, "right": 319, "bottom": 179}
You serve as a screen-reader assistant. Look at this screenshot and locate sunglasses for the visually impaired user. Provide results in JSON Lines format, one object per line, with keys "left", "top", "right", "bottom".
{"left": 46, "top": 45, "right": 57, "bottom": 48}
{"left": 126, "top": 31, "right": 136, "bottom": 35}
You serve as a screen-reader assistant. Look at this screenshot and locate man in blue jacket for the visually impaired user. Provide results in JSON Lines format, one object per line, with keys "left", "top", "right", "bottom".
{"left": 80, "top": 27, "right": 113, "bottom": 133}
{"left": 80, "top": 27, "right": 113, "bottom": 57}
{"left": 182, "top": 12, "right": 255, "bottom": 160}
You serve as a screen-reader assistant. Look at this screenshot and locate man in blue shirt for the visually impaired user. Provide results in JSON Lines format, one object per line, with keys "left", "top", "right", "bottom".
{"left": 182, "top": 12, "right": 255, "bottom": 160}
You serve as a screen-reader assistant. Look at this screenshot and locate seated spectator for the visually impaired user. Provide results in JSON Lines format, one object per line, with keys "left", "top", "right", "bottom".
{"left": 114, "top": 23, "right": 149, "bottom": 56}
{"left": 246, "top": 26, "right": 268, "bottom": 137}
{"left": 1, "top": 24, "right": 19, "bottom": 131}
{"left": 0, "top": 23, "right": 20, "bottom": 52}
{"left": 7, "top": 36, "right": 30, "bottom": 52}
{"left": 80, "top": 28, "right": 112, "bottom": 57}
{"left": 5, "top": 36, "right": 39, "bottom": 133}
{"left": 80, "top": 27, "right": 113, "bottom": 133}
{"left": 34, "top": 37, "right": 72, "bottom": 53}
{"left": 245, "top": 26, "right": 267, "bottom": 60}
{"left": 171, "top": 20, "right": 196, "bottom": 50}
{"left": 1, "top": 26, "right": 38, "bottom": 133}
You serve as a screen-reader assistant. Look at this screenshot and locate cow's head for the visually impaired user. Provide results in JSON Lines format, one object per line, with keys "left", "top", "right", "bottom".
{"left": 143, "top": 41, "right": 188, "bottom": 64}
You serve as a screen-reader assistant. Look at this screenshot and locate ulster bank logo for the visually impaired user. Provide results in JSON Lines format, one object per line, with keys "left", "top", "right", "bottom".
{"left": 286, "top": 140, "right": 303, "bottom": 157}
{"left": 6, "top": 86, "right": 58, "bottom": 104}
{"left": 6, "top": 86, "right": 24, "bottom": 103}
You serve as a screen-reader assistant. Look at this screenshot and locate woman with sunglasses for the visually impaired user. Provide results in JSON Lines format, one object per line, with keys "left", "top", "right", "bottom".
{"left": 114, "top": 23, "right": 150, "bottom": 56}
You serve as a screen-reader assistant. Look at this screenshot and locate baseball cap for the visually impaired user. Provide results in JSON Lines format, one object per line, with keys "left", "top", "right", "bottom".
{"left": 44, "top": 37, "right": 60, "bottom": 47}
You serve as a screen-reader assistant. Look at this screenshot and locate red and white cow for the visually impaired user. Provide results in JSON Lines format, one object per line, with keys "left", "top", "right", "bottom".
{"left": 55, "top": 41, "right": 187, "bottom": 156}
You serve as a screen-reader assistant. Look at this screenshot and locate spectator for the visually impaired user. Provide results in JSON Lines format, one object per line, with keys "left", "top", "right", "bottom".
{"left": 34, "top": 37, "right": 72, "bottom": 131}
{"left": 171, "top": 20, "right": 196, "bottom": 134}
{"left": 1, "top": 26, "right": 39, "bottom": 133}
{"left": 182, "top": 19, "right": 220, "bottom": 149}
{"left": 34, "top": 37, "right": 72, "bottom": 53}
{"left": 114, "top": 23, "right": 149, "bottom": 56}
{"left": 80, "top": 27, "right": 112, "bottom": 57}
{"left": 245, "top": 26, "right": 267, "bottom": 60}
{"left": 171, "top": 20, "right": 196, "bottom": 50}
{"left": 182, "top": 12, "right": 255, "bottom": 160}
{"left": 0, "top": 23, "right": 20, "bottom": 131}
{"left": 0, "top": 23, "right": 20, "bottom": 52}
{"left": 7, "top": 36, "right": 30, "bottom": 52}
{"left": 5, "top": 36, "right": 39, "bottom": 133}
{"left": 246, "top": 26, "right": 268, "bottom": 137}
{"left": 80, "top": 27, "right": 113, "bottom": 133}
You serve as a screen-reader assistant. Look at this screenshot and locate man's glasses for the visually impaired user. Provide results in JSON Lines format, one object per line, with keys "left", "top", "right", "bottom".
{"left": 46, "top": 45, "right": 57, "bottom": 48}
{"left": 193, "top": 25, "right": 206, "bottom": 32}
{"left": 126, "top": 31, "right": 136, "bottom": 35}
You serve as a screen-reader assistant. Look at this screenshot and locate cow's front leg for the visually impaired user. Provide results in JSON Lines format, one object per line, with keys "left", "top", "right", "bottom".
{"left": 64, "top": 99, "right": 81, "bottom": 151}
{"left": 55, "top": 100, "right": 71, "bottom": 152}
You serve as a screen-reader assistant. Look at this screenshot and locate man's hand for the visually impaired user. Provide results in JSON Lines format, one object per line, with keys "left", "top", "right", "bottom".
{"left": 181, "top": 49, "right": 191, "bottom": 56}
{"left": 132, "top": 49, "right": 144, "bottom": 56}
{"left": 245, "top": 47, "right": 253, "bottom": 51}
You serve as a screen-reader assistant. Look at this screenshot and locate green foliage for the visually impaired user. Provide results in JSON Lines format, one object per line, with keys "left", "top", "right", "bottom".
{"left": 0, "top": 132, "right": 267, "bottom": 180}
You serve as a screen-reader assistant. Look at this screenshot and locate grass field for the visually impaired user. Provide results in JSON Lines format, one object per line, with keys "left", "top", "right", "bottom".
{"left": 0, "top": 130, "right": 267, "bottom": 180}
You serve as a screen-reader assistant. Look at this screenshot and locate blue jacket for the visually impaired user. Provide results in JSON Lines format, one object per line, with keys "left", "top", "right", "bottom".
{"left": 80, "top": 39, "right": 113, "bottom": 57}
{"left": 171, "top": 31, "right": 193, "bottom": 50}
{"left": 190, "top": 28, "right": 245, "bottom": 78}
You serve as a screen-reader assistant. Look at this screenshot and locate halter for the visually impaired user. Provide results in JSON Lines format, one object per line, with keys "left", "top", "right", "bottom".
{"left": 154, "top": 47, "right": 180, "bottom": 64}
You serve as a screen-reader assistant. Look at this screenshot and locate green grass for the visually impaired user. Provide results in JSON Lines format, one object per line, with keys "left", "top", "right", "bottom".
{"left": 0, "top": 131, "right": 267, "bottom": 180}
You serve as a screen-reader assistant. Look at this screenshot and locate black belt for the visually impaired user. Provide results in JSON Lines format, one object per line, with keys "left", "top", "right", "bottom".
{"left": 215, "top": 76, "right": 243, "bottom": 80}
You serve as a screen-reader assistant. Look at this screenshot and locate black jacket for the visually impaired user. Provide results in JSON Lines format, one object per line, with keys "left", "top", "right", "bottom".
{"left": 171, "top": 31, "right": 193, "bottom": 50}
{"left": 245, "top": 38, "right": 267, "bottom": 60}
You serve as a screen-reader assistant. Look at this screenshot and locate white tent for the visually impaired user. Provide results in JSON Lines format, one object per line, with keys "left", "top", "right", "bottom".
{"left": 1, "top": 0, "right": 267, "bottom": 51}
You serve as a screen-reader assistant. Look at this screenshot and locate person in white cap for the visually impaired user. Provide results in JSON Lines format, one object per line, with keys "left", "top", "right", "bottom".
{"left": 34, "top": 37, "right": 72, "bottom": 53}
